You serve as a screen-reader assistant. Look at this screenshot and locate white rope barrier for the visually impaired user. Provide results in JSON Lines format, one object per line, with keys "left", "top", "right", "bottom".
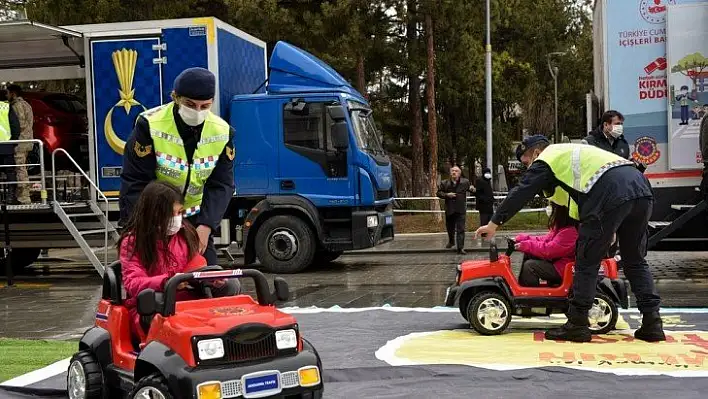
{"left": 393, "top": 208, "right": 546, "bottom": 214}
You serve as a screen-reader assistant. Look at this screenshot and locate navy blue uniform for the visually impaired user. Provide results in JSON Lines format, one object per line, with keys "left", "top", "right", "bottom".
{"left": 491, "top": 161, "right": 660, "bottom": 318}
{"left": 119, "top": 105, "right": 235, "bottom": 265}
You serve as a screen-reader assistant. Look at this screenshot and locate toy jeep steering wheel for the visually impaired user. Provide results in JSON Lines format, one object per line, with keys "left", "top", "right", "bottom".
{"left": 504, "top": 236, "right": 516, "bottom": 257}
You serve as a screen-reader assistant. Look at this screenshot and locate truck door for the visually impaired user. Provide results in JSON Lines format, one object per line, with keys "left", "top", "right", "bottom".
{"left": 90, "top": 37, "right": 164, "bottom": 194}
{"left": 277, "top": 99, "right": 355, "bottom": 206}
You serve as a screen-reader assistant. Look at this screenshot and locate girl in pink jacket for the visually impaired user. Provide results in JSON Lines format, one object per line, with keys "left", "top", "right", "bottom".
{"left": 515, "top": 203, "right": 579, "bottom": 287}
{"left": 118, "top": 181, "right": 228, "bottom": 341}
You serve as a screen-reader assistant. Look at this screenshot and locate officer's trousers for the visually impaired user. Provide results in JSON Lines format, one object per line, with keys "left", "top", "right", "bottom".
{"left": 569, "top": 198, "right": 661, "bottom": 321}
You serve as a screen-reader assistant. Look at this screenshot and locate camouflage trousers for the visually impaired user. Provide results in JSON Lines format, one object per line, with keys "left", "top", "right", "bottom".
{"left": 13, "top": 149, "right": 30, "bottom": 204}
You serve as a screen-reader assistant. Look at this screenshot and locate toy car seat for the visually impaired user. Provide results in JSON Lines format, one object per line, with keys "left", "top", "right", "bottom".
{"left": 102, "top": 261, "right": 124, "bottom": 305}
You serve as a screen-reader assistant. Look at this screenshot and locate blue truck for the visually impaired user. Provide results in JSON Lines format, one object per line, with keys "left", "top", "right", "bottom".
{"left": 0, "top": 17, "right": 394, "bottom": 275}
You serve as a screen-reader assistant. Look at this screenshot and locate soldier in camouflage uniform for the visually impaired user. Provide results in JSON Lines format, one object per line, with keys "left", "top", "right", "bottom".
{"left": 8, "top": 85, "right": 34, "bottom": 204}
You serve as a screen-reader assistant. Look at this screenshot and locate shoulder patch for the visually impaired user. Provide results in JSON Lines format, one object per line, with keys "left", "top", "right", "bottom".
{"left": 133, "top": 141, "right": 153, "bottom": 158}
{"left": 226, "top": 146, "right": 235, "bottom": 161}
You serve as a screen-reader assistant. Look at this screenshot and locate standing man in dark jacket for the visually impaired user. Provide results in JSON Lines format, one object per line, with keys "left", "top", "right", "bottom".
{"left": 0, "top": 90, "right": 21, "bottom": 204}
{"left": 474, "top": 167, "right": 494, "bottom": 226}
{"left": 120, "top": 68, "right": 236, "bottom": 267}
{"left": 437, "top": 166, "right": 473, "bottom": 254}
{"left": 583, "top": 110, "right": 647, "bottom": 172}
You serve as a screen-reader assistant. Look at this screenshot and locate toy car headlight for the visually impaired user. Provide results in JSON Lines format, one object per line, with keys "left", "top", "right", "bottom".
{"left": 275, "top": 329, "right": 297, "bottom": 350}
{"left": 197, "top": 338, "right": 225, "bottom": 360}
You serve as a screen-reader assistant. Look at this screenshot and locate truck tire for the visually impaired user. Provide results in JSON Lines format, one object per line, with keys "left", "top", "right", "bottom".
{"left": 67, "top": 351, "right": 105, "bottom": 399}
{"left": 313, "top": 250, "right": 343, "bottom": 265}
{"left": 0, "top": 248, "right": 41, "bottom": 276}
{"left": 255, "top": 215, "right": 316, "bottom": 274}
{"left": 129, "top": 374, "right": 172, "bottom": 399}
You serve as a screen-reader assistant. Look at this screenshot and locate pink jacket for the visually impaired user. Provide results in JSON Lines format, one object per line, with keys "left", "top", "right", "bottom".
{"left": 120, "top": 232, "right": 198, "bottom": 339}
{"left": 515, "top": 226, "right": 579, "bottom": 275}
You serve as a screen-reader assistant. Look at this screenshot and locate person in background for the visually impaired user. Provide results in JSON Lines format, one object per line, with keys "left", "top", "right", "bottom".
{"left": 437, "top": 166, "right": 473, "bottom": 254}
{"left": 0, "top": 89, "right": 21, "bottom": 204}
{"left": 474, "top": 167, "right": 494, "bottom": 226}
{"left": 7, "top": 85, "right": 34, "bottom": 204}
{"left": 583, "top": 110, "right": 646, "bottom": 172}
{"left": 515, "top": 203, "right": 578, "bottom": 287}
{"left": 119, "top": 181, "right": 238, "bottom": 341}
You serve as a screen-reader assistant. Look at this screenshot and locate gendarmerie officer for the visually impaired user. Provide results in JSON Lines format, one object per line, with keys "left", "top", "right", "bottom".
{"left": 119, "top": 67, "right": 235, "bottom": 267}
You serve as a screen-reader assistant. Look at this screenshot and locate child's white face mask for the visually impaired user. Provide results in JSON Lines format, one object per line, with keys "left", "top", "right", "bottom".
{"left": 167, "top": 214, "right": 182, "bottom": 236}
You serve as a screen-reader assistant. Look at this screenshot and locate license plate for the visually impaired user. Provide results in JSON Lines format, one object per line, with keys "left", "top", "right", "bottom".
{"left": 385, "top": 215, "right": 393, "bottom": 225}
{"left": 242, "top": 371, "right": 281, "bottom": 397}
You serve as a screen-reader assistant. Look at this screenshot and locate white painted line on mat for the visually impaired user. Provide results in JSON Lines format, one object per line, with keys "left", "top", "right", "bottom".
{"left": 0, "top": 357, "right": 69, "bottom": 387}
{"left": 281, "top": 305, "right": 708, "bottom": 314}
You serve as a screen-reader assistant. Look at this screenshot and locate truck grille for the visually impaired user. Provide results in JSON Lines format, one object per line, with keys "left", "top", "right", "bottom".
{"left": 224, "top": 331, "right": 278, "bottom": 363}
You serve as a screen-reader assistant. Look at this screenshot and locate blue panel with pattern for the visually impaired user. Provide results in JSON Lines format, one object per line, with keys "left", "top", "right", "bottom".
{"left": 217, "top": 28, "right": 267, "bottom": 122}
{"left": 91, "top": 38, "right": 162, "bottom": 192}
{"left": 160, "top": 28, "right": 209, "bottom": 104}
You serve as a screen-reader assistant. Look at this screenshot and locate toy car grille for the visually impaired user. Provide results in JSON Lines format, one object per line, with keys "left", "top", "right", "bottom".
{"left": 221, "top": 380, "right": 243, "bottom": 398}
{"left": 220, "top": 372, "right": 299, "bottom": 398}
{"left": 281, "top": 371, "right": 299, "bottom": 388}
{"left": 224, "top": 331, "right": 278, "bottom": 363}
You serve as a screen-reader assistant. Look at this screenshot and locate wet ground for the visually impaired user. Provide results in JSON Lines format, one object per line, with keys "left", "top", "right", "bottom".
{"left": 3, "top": 247, "right": 708, "bottom": 340}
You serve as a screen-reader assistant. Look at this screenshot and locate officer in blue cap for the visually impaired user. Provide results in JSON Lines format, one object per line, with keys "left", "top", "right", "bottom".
{"left": 474, "top": 134, "right": 665, "bottom": 343}
{"left": 120, "top": 67, "right": 236, "bottom": 272}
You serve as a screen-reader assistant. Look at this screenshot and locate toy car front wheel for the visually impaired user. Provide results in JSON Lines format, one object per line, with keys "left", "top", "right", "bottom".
{"left": 588, "top": 292, "right": 618, "bottom": 335}
{"left": 129, "top": 374, "right": 172, "bottom": 399}
{"left": 467, "top": 292, "right": 512, "bottom": 335}
{"left": 67, "top": 351, "right": 105, "bottom": 399}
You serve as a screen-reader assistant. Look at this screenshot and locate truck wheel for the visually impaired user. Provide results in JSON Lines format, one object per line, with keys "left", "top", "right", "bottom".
{"left": 255, "top": 215, "right": 316, "bottom": 274}
{"left": 129, "top": 374, "right": 172, "bottom": 399}
{"left": 467, "top": 292, "right": 512, "bottom": 335}
{"left": 67, "top": 351, "right": 105, "bottom": 399}
{"left": 0, "top": 248, "right": 42, "bottom": 276}
{"left": 313, "top": 250, "right": 343, "bottom": 265}
{"left": 588, "top": 292, "right": 618, "bottom": 335}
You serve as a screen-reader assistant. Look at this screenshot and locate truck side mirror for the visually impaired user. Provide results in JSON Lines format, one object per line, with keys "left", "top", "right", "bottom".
{"left": 327, "top": 105, "right": 346, "bottom": 121}
{"left": 273, "top": 277, "right": 290, "bottom": 302}
{"left": 331, "top": 122, "right": 349, "bottom": 150}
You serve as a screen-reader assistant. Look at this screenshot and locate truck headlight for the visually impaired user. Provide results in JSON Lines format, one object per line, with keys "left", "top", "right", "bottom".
{"left": 197, "top": 338, "right": 225, "bottom": 360}
{"left": 366, "top": 215, "right": 378, "bottom": 228}
{"left": 275, "top": 329, "right": 297, "bottom": 350}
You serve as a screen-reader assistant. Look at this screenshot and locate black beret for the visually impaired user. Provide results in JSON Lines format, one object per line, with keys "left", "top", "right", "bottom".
{"left": 174, "top": 67, "right": 215, "bottom": 100}
{"left": 516, "top": 134, "right": 550, "bottom": 162}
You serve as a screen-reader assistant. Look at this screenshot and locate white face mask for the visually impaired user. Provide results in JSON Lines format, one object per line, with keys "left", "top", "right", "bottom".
{"left": 167, "top": 215, "right": 182, "bottom": 236}
{"left": 608, "top": 124, "right": 623, "bottom": 138}
{"left": 681, "top": 90, "right": 688, "bottom": 95}
{"left": 178, "top": 104, "right": 209, "bottom": 126}
{"left": 545, "top": 206, "right": 553, "bottom": 217}
{"left": 483, "top": 173, "right": 492, "bottom": 179}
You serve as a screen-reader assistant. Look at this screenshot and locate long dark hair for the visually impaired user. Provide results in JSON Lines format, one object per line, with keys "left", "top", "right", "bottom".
{"left": 118, "top": 181, "right": 200, "bottom": 272}
{"left": 548, "top": 203, "right": 578, "bottom": 230}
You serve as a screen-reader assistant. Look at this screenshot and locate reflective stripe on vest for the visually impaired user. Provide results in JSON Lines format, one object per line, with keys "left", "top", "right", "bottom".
{"left": 143, "top": 102, "right": 230, "bottom": 217}
{"left": 0, "top": 102, "right": 11, "bottom": 141}
{"left": 536, "top": 143, "right": 634, "bottom": 195}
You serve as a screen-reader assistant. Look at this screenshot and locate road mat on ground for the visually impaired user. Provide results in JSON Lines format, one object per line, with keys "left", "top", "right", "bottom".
{"left": 3, "top": 307, "right": 708, "bottom": 398}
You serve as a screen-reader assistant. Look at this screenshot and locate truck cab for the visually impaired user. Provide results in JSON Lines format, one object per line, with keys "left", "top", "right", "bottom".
{"left": 230, "top": 42, "right": 394, "bottom": 274}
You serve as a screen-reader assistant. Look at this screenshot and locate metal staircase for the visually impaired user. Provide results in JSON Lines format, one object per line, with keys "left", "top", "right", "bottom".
{"left": 648, "top": 185, "right": 708, "bottom": 249}
{"left": 51, "top": 149, "right": 119, "bottom": 275}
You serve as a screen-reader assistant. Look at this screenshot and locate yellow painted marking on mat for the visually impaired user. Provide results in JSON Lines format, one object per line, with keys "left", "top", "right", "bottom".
{"left": 0, "top": 283, "right": 52, "bottom": 289}
{"left": 386, "top": 329, "right": 708, "bottom": 373}
{"left": 192, "top": 17, "right": 215, "bottom": 44}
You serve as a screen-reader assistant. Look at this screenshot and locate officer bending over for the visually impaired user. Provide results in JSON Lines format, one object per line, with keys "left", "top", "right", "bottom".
{"left": 474, "top": 135, "right": 664, "bottom": 343}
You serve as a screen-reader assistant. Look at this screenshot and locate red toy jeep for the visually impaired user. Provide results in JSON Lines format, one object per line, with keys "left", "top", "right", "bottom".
{"left": 67, "top": 262, "right": 323, "bottom": 399}
{"left": 444, "top": 237, "right": 629, "bottom": 336}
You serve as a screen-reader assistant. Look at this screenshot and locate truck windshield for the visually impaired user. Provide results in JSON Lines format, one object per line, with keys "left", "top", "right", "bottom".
{"left": 348, "top": 101, "right": 385, "bottom": 156}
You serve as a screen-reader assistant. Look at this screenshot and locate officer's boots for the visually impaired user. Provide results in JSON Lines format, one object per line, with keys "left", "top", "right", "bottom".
{"left": 544, "top": 310, "right": 592, "bottom": 343}
{"left": 634, "top": 311, "right": 666, "bottom": 342}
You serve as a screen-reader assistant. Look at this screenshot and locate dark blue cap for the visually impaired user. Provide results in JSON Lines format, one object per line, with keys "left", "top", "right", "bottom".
{"left": 515, "top": 134, "right": 550, "bottom": 162}
{"left": 173, "top": 67, "right": 215, "bottom": 100}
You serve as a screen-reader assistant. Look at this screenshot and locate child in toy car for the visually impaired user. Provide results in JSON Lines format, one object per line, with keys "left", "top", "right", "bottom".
{"left": 118, "top": 181, "right": 238, "bottom": 340}
{"left": 515, "top": 203, "right": 578, "bottom": 287}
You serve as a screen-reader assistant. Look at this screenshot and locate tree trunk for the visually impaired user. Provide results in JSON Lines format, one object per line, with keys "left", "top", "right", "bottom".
{"left": 407, "top": 0, "right": 426, "bottom": 197}
{"left": 356, "top": 52, "right": 366, "bottom": 97}
{"left": 425, "top": 12, "right": 441, "bottom": 220}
